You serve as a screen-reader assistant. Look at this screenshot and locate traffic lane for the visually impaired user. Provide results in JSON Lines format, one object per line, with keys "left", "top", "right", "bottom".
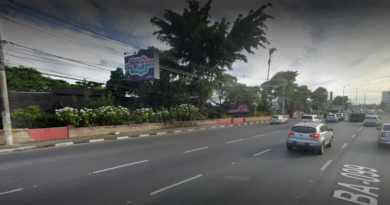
{"left": 0, "top": 122, "right": 294, "bottom": 196}
{"left": 143, "top": 121, "right": 365, "bottom": 204}
{"left": 0, "top": 128, "right": 300, "bottom": 205}
{"left": 297, "top": 123, "right": 390, "bottom": 205}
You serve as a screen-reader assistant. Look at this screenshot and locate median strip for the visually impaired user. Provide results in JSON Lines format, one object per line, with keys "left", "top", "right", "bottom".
{"left": 253, "top": 149, "right": 271, "bottom": 156}
{"left": 150, "top": 175, "right": 202, "bottom": 195}
{"left": 183, "top": 147, "right": 208, "bottom": 153}
{"left": 226, "top": 139, "right": 243, "bottom": 144}
{"left": 92, "top": 160, "right": 148, "bottom": 174}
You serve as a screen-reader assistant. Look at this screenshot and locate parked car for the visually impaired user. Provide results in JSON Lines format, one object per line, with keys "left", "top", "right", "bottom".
{"left": 286, "top": 123, "right": 333, "bottom": 155}
{"left": 325, "top": 114, "right": 339, "bottom": 123}
{"left": 363, "top": 115, "right": 382, "bottom": 127}
{"left": 336, "top": 113, "right": 345, "bottom": 121}
{"left": 299, "top": 115, "right": 322, "bottom": 123}
{"left": 270, "top": 115, "right": 288, "bottom": 124}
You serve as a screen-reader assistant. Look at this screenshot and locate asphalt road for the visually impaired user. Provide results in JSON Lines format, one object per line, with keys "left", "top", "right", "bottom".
{"left": 1, "top": 115, "right": 390, "bottom": 205}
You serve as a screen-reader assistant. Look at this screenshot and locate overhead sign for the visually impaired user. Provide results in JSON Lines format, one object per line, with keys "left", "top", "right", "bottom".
{"left": 124, "top": 52, "right": 160, "bottom": 82}
{"left": 228, "top": 101, "right": 250, "bottom": 113}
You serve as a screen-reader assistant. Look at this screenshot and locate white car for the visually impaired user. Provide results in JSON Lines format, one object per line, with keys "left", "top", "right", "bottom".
{"left": 368, "top": 110, "right": 375, "bottom": 114}
{"left": 299, "top": 115, "right": 322, "bottom": 123}
{"left": 270, "top": 115, "right": 288, "bottom": 124}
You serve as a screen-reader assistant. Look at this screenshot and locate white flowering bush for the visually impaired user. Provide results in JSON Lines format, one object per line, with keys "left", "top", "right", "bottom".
{"left": 56, "top": 106, "right": 130, "bottom": 127}
{"left": 133, "top": 108, "right": 155, "bottom": 124}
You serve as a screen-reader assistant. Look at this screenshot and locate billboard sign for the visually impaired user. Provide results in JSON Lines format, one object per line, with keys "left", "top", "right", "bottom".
{"left": 124, "top": 51, "right": 160, "bottom": 82}
{"left": 228, "top": 101, "right": 250, "bottom": 113}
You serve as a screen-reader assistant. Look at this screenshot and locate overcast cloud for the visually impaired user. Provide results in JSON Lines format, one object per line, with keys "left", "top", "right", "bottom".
{"left": 1, "top": 0, "right": 389, "bottom": 104}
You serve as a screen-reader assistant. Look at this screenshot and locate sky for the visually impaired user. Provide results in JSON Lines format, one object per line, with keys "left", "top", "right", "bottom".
{"left": 1, "top": 0, "right": 389, "bottom": 104}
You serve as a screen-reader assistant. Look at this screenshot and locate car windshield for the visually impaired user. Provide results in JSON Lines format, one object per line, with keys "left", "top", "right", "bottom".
{"left": 291, "top": 126, "right": 317, "bottom": 133}
{"left": 301, "top": 116, "right": 313, "bottom": 119}
{"left": 366, "top": 117, "right": 376, "bottom": 119}
{"left": 272, "top": 116, "right": 279, "bottom": 118}
{"left": 383, "top": 125, "right": 390, "bottom": 131}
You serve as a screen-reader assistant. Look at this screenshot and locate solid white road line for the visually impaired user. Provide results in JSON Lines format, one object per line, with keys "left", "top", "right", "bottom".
{"left": 117, "top": 136, "right": 129, "bottom": 140}
{"left": 273, "top": 130, "right": 281, "bottom": 133}
{"left": 253, "top": 134, "right": 265, "bottom": 138}
{"left": 150, "top": 175, "right": 202, "bottom": 195}
{"left": 0, "top": 188, "right": 23, "bottom": 196}
{"left": 226, "top": 139, "right": 243, "bottom": 144}
{"left": 92, "top": 160, "right": 148, "bottom": 174}
{"left": 253, "top": 149, "right": 271, "bottom": 156}
{"left": 352, "top": 134, "right": 356, "bottom": 138}
{"left": 183, "top": 147, "right": 208, "bottom": 153}
{"left": 320, "top": 160, "right": 332, "bottom": 171}
{"left": 157, "top": 132, "right": 167, "bottom": 135}
{"left": 342, "top": 143, "right": 348, "bottom": 149}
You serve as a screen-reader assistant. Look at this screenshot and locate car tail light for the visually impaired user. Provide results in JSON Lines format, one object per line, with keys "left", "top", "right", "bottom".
{"left": 288, "top": 131, "right": 294, "bottom": 135}
{"left": 309, "top": 133, "right": 320, "bottom": 138}
{"left": 310, "top": 120, "right": 314, "bottom": 122}
{"left": 365, "top": 117, "right": 367, "bottom": 119}
{"left": 299, "top": 119, "right": 302, "bottom": 121}
{"left": 276, "top": 119, "right": 279, "bottom": 120}
{"left": 381, "top": 132, "right": 386, "bottom": 137}
{"left": 376, "top": 118, "right": 378, "bottom": 121}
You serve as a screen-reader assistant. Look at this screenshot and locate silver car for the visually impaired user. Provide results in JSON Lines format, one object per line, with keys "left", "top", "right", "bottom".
{"left": 286, "top": 123, "right": 333, "bottom": 155}
{"left": 336, "top": 113, "right": 345, "bottom": 121}
{"left": 325, "top": 114, "right": 339, "bottom": 123}
{"left": 377, "top": 123, "right": 390, "bottom": 148}
{"left": 270, "top": 115, "right": 288, "bottom": 124}
{"left": 363, "top": 115, "right": 382, "bottom": 127}
{"left": 299, "top": 115, "right": 322, "bottom": 123}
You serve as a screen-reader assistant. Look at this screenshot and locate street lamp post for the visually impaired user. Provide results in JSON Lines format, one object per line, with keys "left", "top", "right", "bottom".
{"left": 342, "top": 85, "right": 349, "bottom": 112}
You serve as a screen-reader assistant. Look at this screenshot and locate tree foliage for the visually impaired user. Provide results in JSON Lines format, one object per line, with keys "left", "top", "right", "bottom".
{"left": 106, "top": 68, "right": 127, "bottom": 97}
{"left": 310, "top": 87, "right": 329, "bottom": 111}
{"left": 5, "top": 66, "right": 71, "bottom": 92}
{"left": 150, "top": 0, "right": 273, "bottom": 110}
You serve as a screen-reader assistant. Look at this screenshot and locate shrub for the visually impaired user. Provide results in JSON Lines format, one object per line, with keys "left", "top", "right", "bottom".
{"left": 11, "top": 105, "right": 41, "bottom": 128}
{"left": 221, "top": 114, "right": 233, "bottom": 119}
{"left": 33, "top": 113, "right": 66, "bottom": 128}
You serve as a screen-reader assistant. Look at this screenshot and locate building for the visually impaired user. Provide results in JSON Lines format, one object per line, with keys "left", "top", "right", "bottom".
{"left": 382, "top": 91, "right": 390, "bottom": 104}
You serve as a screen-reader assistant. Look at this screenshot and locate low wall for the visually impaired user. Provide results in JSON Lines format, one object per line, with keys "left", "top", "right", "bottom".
{"left": 0, "top": 129, "right": 35, "bottom": 145}
{"left": 216, "top": 119, "right": 232, "bottom": 124}
{"left": 68, "top": 119, "right": 219, "bottom": 138}
{"left": 244, "top": 116, "right": 272, "bottom": 122}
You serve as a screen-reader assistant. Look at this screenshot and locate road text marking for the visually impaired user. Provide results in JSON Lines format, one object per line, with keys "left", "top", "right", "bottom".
{"left": 226, "top": 139, "right": 243, "bottom": 144}
{"left": 0, "top": 188, "right": 23, "bottom": 196}
{"left": 183, "top": 147, "right": 208, "bottom": 153}
{"left": 253, "top": 149, "right": 271, "bottom": 156}
{"left": 321, "top": 160, "right": 332, "bottom": 170}
{"left": 150, "top": 175, "right": 202, "bottom": 195}
{"left": 92, "top": 160, "right": 148, "bottom": 174}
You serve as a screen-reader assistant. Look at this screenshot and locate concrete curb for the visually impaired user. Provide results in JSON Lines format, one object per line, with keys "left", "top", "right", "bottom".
{"left": 1, "top": 118, "right": 300, "bottom": 154}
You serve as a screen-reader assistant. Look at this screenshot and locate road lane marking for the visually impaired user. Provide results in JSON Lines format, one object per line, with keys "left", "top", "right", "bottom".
{"left": 342, "top": 143, "right": 348, "bottom": 149}
{"left": 358, "top": 127, "right": 363, "bottom": 132}
{"left": 253, "top": 149, "right": 271, "bottom": 156}
{"left": 55, "top": 142, "right": 74, "bottom": 147}
{"left": 150, "top": 175, "right": 203, "bottom": 195}
{"left": 117, "top": 136, "right": 129, "bottom": 140}
{"left": 183, "top": 147, "right": 208, "bottom": 153}
{"left": 320, "top": 160, "right": 332, "bottom": 170}
{"left": 139, "top": 134, "right": 150, "bottom": 137}
{"left": 253, "top": 134, "right": 265, "bottom": 138}
{"left": 273, "top": 130, "right": 281, "bottom": 133}
{"left": 0, "top": 188, "right": 23, "bottom": 196}
{"left": 157, "top": 132, "right": 167, "bottom": 135}
{"left": 92, "top": 160, "right": 148, "bottom": 174}
{"left": 174, "top": 130, "right": 182, "bottom": 133}
{"left": 89, "top": 139, "right": 104, "bottom": 143}
{"left": 352, "top": 134, "right": 356, "bottom": 138}
{"left": 226, "top": 139, "right": 243, "bottom": 144}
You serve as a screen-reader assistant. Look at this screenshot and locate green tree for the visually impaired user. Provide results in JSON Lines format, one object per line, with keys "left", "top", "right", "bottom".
{"left": 106, "top": 68, "right": 127, "bottom": 97}
{"left": 210, "top": 73, "right": 238, "bottom": 106}
{"left": 332, "top": 95, "right": 349, "bottom": 110}
{"left": 310, "top": 87, "right": 329, "bottom": 112}
{"left": 378, "top": 101, "right": 387, "bottom": 110}
{"left": 150, "top": 0, "right": 273, "bottom": 110}
{"left": 6, "top": 66, "right": 71, "bottom": 92}
{"left": 73, "top": 79, "right": 104, "bottom": 89}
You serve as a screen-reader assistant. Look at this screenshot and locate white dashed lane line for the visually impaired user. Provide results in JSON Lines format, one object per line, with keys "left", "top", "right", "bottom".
{"left": 253, "top": 149, "right": 271, "bottom": 157}
{"left": 320, "top": 160, "right": 332, "bottom": 171}
{"left": 183, "top": 147, "right": 208, "bottom": 153}
{"left": 92, "top": 160, "right": 148, "bottom": 174}
{"left": 352, "top": 134, "right": 356, "bottom": 138}
{"left": 150, "top": 175, "right": 203, "bottom": 195}
{"left": 273, "top": 130, "right": 281, "bottom": 133}
{"left": 358, "top": 126, "right": 363, "bottom": 132}
{"left": 0, "top": 188, "right": 23, "bottom": 196}
{"left": 342, "top": 143, "right": 348, "bottom": 149}
{"left": 226, "top": 139, "right": 243, "bottom": 144}
{"left": 253, "top": 134, "right": 265, "bottom": 138}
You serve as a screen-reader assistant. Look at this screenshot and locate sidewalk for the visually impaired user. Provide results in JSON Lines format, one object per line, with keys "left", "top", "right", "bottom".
{"left": 0, "top": 119, "right": 299, "bottom": 154}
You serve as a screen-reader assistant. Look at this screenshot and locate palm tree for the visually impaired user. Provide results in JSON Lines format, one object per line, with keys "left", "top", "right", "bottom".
{"left": 267, "top": 48, "right": 277, "bottom": 82}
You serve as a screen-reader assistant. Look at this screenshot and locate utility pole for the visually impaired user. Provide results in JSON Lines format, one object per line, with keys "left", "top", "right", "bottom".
{"left": 282, "top": 82, "right": 285, "bottom": 116}
{"left": 342, "top": 85, "right": 349, "bottom": 112}
{"left": 0, "top": 33, "right": 13, "bottom": 145}
{"left": 355, "top": 88, "right": 358, "bottom": 108}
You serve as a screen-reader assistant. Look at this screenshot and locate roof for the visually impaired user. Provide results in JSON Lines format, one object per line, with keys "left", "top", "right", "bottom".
{"left": 293, "top": 122, "right": 323, "bottom": 127}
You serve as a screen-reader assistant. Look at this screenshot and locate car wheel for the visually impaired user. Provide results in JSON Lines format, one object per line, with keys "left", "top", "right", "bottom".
{"left": 327, "top": 137, "right": 333, "bottom": 147}
{"left": 287, "top": 146, "right": 293, "bottom": 150}
{"left": 317, "top": 143, "right": 325, "bottom": 155}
